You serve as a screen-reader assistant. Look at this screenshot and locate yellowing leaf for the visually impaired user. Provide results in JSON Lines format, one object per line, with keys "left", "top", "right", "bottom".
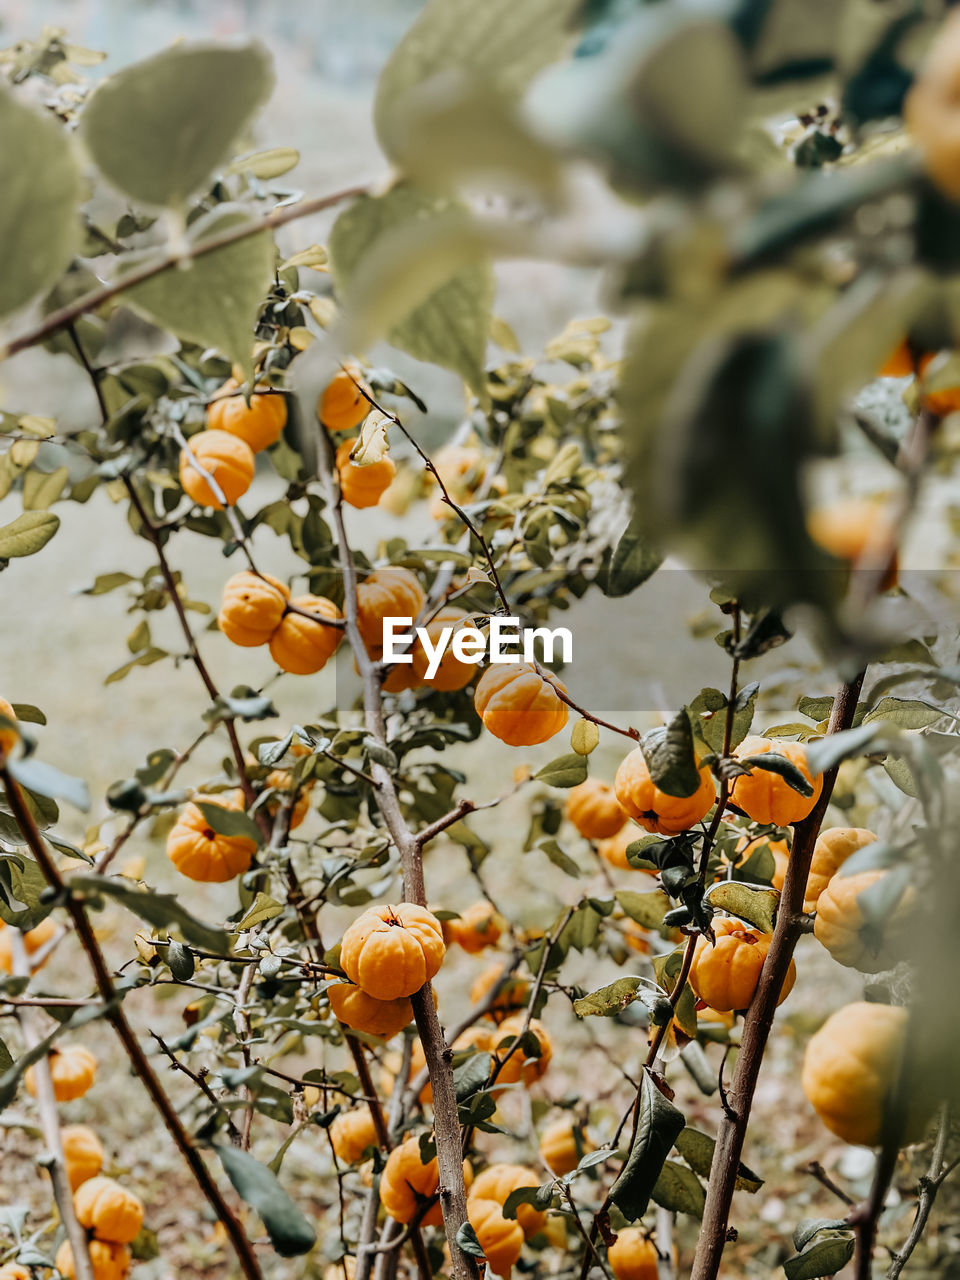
{"left": 350, "top": 411, "right": 391, "bottom": 466}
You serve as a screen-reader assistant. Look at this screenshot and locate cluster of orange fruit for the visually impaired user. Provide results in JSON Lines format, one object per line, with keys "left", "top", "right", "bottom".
{"left": 176, "top": 366, "right": 399, "bottom": 514}
{"left": 561, "top": 727, "right": 916, "bottom": 1151}
{"left": 320, "top": 899, "right": 568, "bottom": 1277}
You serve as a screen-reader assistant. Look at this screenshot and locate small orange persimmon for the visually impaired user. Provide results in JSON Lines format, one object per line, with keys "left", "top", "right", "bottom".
{"left": 410, "top": 607, "right": 479, "bottom": 692}
{"left": 470, "top": 964, "right": 530, "bottom": 1022}
{"left": 689, "top": 917, "right": 796, "bottom": 1013}
{"left": 74, "top": 1176, "right": 144, "bottom": 1245}
{"left": 0, "top": 916, "right": 57, "bottom": 975}
{"left": 27, "top": 1045, "right": 98, "bottom": 1102}
{"left": 380, "top": 1136, "right": 470, "bottom": 1227}
{"left": 807, "top": 498, "right": 898, "bottom": 591}
{"left": 178, "top": 429, "right": 254, "bottom": 509}
{"left": 336, "top": 439, "right": 396, "bottom": 509}
{"left": 565, "top": 778, "right": 627, "bottom": 840}
{"left": 319, "top": 364, "right": 370, "bottom": 432}
{"left": 467, "top": 1197, "right": 524, "bottom": 1278}
{"left": 614, "top": 748, "right": 715, "bottom": 836}
{"left": 330, "top": 1108, "right": 380, "bottom": 1164}
{"left": 207, "top": 378, "right": 287, "bottom": 451}
{"left": 607, "top": 1229, "right": 663, "bottom": 1280}
{"left": 493, "top": 1016, "right": 552, "bottom": 1086}
{"left": 474, "top": 662, "right": 569, "bottom": 747}
{"left": 166, "top": 791, "right": 256, "bottom": 883}
{"left": 61, "top": 1124, "right": 105, "bottom": 1191}
{"left": 55, "top": 1240, "right": 131, "bottom": 1280}
{"left": 269, "top": 594, "right": 342, "bottom": 674}
{"left": 729, "top": 736, "right": 822, "bottom": 827}
{"left": 218, "top": 571, "right": 289, "bottom": 647}
{"left": 469, "top": 1163, "right": 545, "bottom": 1239}
{"left": 805, "top": 827, "right": 877, "bottom": 912}
{"left": 444, "top": 902, "right": 503, "bottom": 954}
{"left": 0, "top": 696, "right": 18, "bottom": 759}
{"left": 539, "top": 1116, "right": 594, "bottom": 1176}
{"left": 340, "top": 904, "right": 445, "bottom": 1000}
{"left": 327, "top": 982, "right": 414, "bottom": 1040}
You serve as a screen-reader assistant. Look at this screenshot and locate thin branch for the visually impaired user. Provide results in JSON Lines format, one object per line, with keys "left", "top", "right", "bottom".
{"left": 803, "top": 1160, "right": 855, "bottom": 1208}
{"left": 150, "top": 1030, "right": 243, "bottom": 1146}
{"left": 887, "top": 1105, "right": 955, "bottom": 1279}
{"left": 11, "top": 931, "right": 94, "bottom": 1280}
{"left": 320, "top": 426, "right": 479, "bottom": 1280}
{"left": 3, "top": 184, "right": 370, "bottom": 362}
{"left": 690, "top": 670, "right": 866, "bottom": 1280}
{"left": 69, "top": 327, "right": 257, "bottom": 815}
{"left": 345, "top": 375, "right": 513, "bottom": 617}
{"left": 1, "top": 766, "right": 264, "bottom": 1280}
{"left": 852, "top": 1137, "right": 900, "bottom": 1280}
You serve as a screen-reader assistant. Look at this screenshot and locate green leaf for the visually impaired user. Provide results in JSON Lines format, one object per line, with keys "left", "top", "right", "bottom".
{"left": 329, "top": 184, "right": 494, "bottom": 401}
{"left": 227, "top": 147, "right": 300, "bottom": 180}
{"left": 0, "top": 854, "right": 49, "bottom": 930}
{"left": 165, "top": 939, "right": 195, "bottom": 982}
{"left": 862, "top": 698, "right": 943, "bottom": 731}
{"left": 704, "top": 881, "right": 779, "bottom": 933}
{"left": 70, "top": 875, "right": 228, "bottom": 953}
{"left": 7, "top": 758, "right": 89, "bottom": 812}
{"left": 502, "top": 1185, "right": 549, "bottom": 1222}
{"left": 536, "top": 838, "right": 581, "bottom": 878}
{"left": 651, "top": 1159, "right": 705, "bottom": 1218}
{"left": 605, "top": 524, "right": 662, "bottom": 596}
{"left": 573, "top": 976, "right": 643, "bottom": 1018}
{"left": 214, "top": 1143, "right": 316, "bottom": 1258}
{"left": 0, "top": 1036, "right": 13, "bottom": 1074}
{"left": 80, "top": 572, "right": 136, "bottom": 596}
{"left": 805, "top": 724, "right": 890, "bottom": 775}
{"left": 21, "top": 467, "right": 69, "bottom": 512}
{"left": 609, "top": 1070, "right": 685, "bottom": 1221}
{"left": 534, "top": 754, "right": 589, "bottom": 788}
{"left": 455, "top": 1223, "right": 486, "bottom": 1260}
{"left": 0, "top": 512, "right": 60, "bottom": 559}
{"left": 641, "top": 711, "right": 701, "bottom": 799}
{"left": 374, "top": 0, "right": 579, "bottom": 160}
{"left": 121, "top": 205, "right": 275, "bottom": 376}
{"left": 10, "top": 704, "right": 46, "bottom": 726}
{"left": 674, "top": 1128, "right": 763, "bottom": 1193}
{"left": 739, "top": 752, "right": 813, "bottom": 797}
{"left": 0, "top": 83, "right": 81, "bottom": 319}
{"left": 237, "top": 893, "right": 284, "bottom": 931}
{"left": 453, "top": 1051, "right": 493, "bottom": 1101}
{"left": 615, "top": 889, "right": 671, "bottom": 930}
{"left": 783, "top": 1233, "right": 855, "bottom": 1280}
{"left": 81, "top": 41, "right": 275, "bottom": 209}
{"left": 792, "top": 1218, "right": 849, "bottom": 1252}
{"left": 196, "top": 802, "right": 263, "bottom": 846}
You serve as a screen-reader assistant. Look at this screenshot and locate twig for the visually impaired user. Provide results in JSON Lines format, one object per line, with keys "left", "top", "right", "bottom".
{"left": 1, "top": 766, "right": 264, "bottom": 1280}
{"left": 690, "top": 670, "right": 866, "bottom": 1280}
{"left": 150, "top": 1031, "right": 243, "bottom": 1147}
{"left": 69, "top": 326, "right": 257, "bottom": 817}
{"left": 10, "top": 931, "right": 94, "bottom": 1280}
{"left": 3, "top": 183, "right": 370, "bottom": 361}
{"left": 320, "top": 426, "right": 479, "bottom": 1280}
{"left": 345, "top": 375, "right": 513, "bottom": 617}
{"left": 852, "top": 1137, "right": 900, "bottom": 1279}
{"left": 803, "top": 1160, "right": 855, "bottom": 1208}
{"left": 887, "top": 1104, "right": 955, "bottom": 1278}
